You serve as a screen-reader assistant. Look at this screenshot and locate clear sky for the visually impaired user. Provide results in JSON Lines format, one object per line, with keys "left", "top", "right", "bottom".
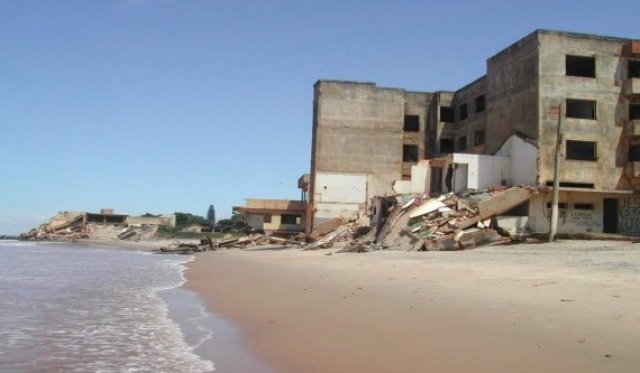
{"left": 1, "top": 0, "right": 639, "bottom": 234}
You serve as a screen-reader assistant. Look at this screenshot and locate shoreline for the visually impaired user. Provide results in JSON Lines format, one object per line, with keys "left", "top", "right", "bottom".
{"left": 185, "top": 241, "right": 640, "bottom": 373}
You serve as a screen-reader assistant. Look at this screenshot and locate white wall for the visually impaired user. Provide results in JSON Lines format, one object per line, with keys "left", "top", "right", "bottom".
{"left": 314, "top": 173, "right": 367, "bottom": 203}
{"left": 313, "top": 172, "right": 368, "bottom": 224}
{"left": 495, "top": 135, "right": 537, "bottom": 185}
{"left": 528, "top": 193, "right": 603, "bottom": 234}
{"left": 452, "top": 153, "right": 511, "bottom": 191}
{"left": 411, "top": 161, "right": 430, "bottom": 194}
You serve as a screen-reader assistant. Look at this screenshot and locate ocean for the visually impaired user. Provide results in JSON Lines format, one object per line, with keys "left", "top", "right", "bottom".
{"left": 0, "top": 241, "right": 271, "bottom": 373}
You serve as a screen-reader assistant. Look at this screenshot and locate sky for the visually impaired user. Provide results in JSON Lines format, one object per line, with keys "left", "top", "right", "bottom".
{"left": 1, "top": 0, "right": 639, "bottom": 234}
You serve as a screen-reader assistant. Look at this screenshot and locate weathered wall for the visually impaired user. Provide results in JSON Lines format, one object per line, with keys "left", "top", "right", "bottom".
{"left": 312, "top": 172, "right": 367, "bottom": 225}
{"left": 451, "top": 77, "right": 487, "bottom": 154}
{"left": 495, "top": 135, "right": 538, "bottom": 185}
{"left": 246, "top": 212, "right": 304, "bottom": 232}
{"left": 528, "top": 191, "right": 640, "bottom": 234}
{"left": 310, "top": 81, "right": 431, "bottom": 228}
{"left": 313, "top": 81, "right": 405, "bottom": 176}
{"left": 427, "top": 92, "right": 454, "bottom": 158}
{"left": 538, "top": 32, "right": 629, "bottom": 190}
{"left": 485, "top": 31, "right": 540, "bottom": 155}
{"left": 452, "top": 153, "right": 511, "bottom": 190}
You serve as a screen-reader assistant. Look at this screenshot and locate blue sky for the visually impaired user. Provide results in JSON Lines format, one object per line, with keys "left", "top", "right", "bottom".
{"left": 1, "top": 0, "right": 639, "bottom": 234}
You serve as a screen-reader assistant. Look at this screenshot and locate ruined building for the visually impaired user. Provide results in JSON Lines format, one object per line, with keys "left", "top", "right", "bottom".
{"left": 306, "top": 29, "right": 640, "bottom": 235}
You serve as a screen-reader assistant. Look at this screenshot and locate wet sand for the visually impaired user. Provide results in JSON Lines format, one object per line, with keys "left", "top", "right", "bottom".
{"left": 186, "top": 241, "right": 640, "bottom": 373}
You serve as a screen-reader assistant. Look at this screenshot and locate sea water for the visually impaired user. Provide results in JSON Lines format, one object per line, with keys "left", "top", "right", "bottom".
{"left": 0, "top": 241, "right": 215, "bottom": 372}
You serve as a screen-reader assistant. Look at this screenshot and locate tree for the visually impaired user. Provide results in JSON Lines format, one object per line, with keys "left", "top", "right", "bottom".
{"left": 206, "top": 205, "right": 216, "bottom": 226}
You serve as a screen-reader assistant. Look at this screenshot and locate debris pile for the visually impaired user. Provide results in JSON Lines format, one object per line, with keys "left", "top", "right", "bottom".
{"left": 20, "top": 212, "right": 89, "bottom": 241}
{"left": 303, "top": 186, "right": 537, "bottom": 252}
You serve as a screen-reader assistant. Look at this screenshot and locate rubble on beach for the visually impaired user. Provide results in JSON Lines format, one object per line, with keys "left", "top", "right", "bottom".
{"left": 301, "top": 186, "right": 539, "bottom": 253}
{"left": 198, "top": 185, "right": 538, "bottom": 253}
{"left": 19, "top": 186, "right": 538, "bottom": 254}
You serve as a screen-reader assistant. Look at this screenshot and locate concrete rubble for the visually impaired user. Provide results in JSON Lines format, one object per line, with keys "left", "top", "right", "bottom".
{"left": 20, "top": 212, "right": 89, "bottom": 241}
{"left": 302, "top": 186, "right": 539, "bottom": 252}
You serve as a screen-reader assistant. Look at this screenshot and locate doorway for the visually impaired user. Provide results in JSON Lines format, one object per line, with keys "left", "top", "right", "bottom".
{"left": 603, "top": 198, "right": 618, "bottom": 233}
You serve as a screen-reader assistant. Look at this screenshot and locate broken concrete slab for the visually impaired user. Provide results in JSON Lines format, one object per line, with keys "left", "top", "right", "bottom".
{"left": 309, "top": 217, "right": 343, "bottom": 240}
{"left": 409, "top": 199, "right": 446, "bottom": 219}
{"left": 478, "top": 187, "right": 531, "bottom": 219}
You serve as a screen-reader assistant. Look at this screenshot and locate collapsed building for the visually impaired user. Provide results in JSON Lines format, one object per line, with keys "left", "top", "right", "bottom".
{"left": 304, "top": 29, "right": 640, "bottom": 238}
{"left": 21, "top": 209, "right": 176, "bottom": 241}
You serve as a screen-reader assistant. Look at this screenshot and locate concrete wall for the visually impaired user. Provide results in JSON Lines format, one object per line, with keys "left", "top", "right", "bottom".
{"left": 312, "top": 172, "right": 367, "bottom": 225}
{"left": 310, "top": 81, "right": 432, "bottom": 229}
{"left": 452, "top": 153, "right": 511, "bottom": 191}
{"left": 246, "top": 212, "right": 304, "bottom": 232}
{"left": 451, "top": 77, "right": 488, "bottom": 154}
{"left": 495, "top": 135, "right": 538, "bottom": 185}
{"left": 485, "top": 31, "right": 540, "bottom": 155}
{"left": 528, "top": 191, "right": 640, "bottom": 234}
{"left": 537, "top": 32, "right": 630, "bottom": 190}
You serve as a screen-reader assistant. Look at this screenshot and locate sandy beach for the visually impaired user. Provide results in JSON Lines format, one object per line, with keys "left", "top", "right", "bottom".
{"left": 186, "top": 240, "right": 640, "bottom": 373}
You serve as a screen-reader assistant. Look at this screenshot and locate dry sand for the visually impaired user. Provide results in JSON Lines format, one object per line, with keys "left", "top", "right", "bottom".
{"left": 186, "top": 240, "right": 640, "bottom": 373}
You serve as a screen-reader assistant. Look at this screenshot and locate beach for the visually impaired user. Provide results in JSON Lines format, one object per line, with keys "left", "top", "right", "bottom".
{"left": 186, "top": 240, "right": 640, "bottom": 373}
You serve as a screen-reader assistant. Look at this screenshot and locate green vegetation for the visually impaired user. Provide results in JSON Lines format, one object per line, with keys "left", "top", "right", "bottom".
{"left": 207, "top": 205, "right": 216, "bottom": 226}
{"left": 174, "top": 212, "right": 208, "bottom": 229}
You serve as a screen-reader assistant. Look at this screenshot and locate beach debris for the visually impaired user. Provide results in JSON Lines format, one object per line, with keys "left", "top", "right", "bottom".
{"left": 301, "top": 185, "right": 537, "bottom": 253}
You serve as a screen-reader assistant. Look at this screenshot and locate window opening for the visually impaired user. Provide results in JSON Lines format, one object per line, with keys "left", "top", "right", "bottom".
{"left": 566, "top": 140, "right": 597, "bottom": 161}
{"left": 263, "top": 213, "right": 272, "bottom": 223}
{"left": 574, "top": 203, "right": 594, "bottom": 210}
{"left": 629, "top": 143, "right": 640, "bottom": 161}
{"left": 440, "top": 107, "right": 454, "bottom": 123}
{"left": 439, "top": 138, "right": 454, "bottom": 154}
{"left": 456, "top": 136, "right": 467, "bottom": 151}
{"left": 566, "top": 99, "right": 597, "bottom": 119}
{"left": 403, "top": 115, "right": 420, "bottom": 132}
{"left": 403, "top": 145, "right": 419, "bottom": 162}
{"left": 630, "top": 103, "right": 640, "bottom": 120}
{"left": 566, "top": 55, "right": 596, "bottom": 77}
{"left": 459, "top": 103, "right": 468, "bottom": 120}
{"left": 545, "top": 181, "right": 595, "bottom": 189}
{"left": 475, "top": 95, "right": 486, "bottom": 113}
{"left": 474, "top": 130, "right": 485, "bottom": 146}
{"left": 281, "top": 214, "right": 300, "bottom": 225}
{"left": 629, "top": 61, "right": 640, "bottom": 78}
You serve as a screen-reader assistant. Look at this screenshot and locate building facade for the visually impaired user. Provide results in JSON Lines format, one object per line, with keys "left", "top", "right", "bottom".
{"left": 307, "top": 29, "right": 640, "bottom": 235}
{"left": 233, "top": 199, "right": 306, "bottom": 234}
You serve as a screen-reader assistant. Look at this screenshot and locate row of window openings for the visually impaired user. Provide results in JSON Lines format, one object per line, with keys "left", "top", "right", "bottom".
{"left": 561, "top": 140, "right": 640, "bottom": 162}
{"left": 438, "top": 137, "right": 640, "bottom": 162}
{"left": 545, "top": 202, "right": 594, "bottom": 210}
{"left": 567, "top": 55, "right": 640, "bottom": 79}
{"left": 438, "top": 95, "right": 485, "bottom": 123}
{"left": 439, "top": 130, "right": 486, "bottom": 153}
{"left": 435, "top": 58, "right": 640, "bottom": 125}
{"left": 563, "top": 100, "right": 640, "bottom": 120}
{"left": 262, "top": 214, "right": 301, "bottom": 225}
{"left": 408, "top": 100, "right": 640, "bottom": 132}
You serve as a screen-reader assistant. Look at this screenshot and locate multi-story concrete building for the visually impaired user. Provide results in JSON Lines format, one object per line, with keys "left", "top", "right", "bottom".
{"left": 308, "top": 81, "right": 431, "bottom": 228}
{"left": 307, "top": 29, "right": 640, "bottom": 235}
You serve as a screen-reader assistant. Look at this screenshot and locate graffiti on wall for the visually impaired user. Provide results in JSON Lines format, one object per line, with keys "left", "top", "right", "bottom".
{"left": 619, "top": 196, "right": 640, "bottom": 234}
{"left": 544, "top": 208, "right": 601, "bottom": 230}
